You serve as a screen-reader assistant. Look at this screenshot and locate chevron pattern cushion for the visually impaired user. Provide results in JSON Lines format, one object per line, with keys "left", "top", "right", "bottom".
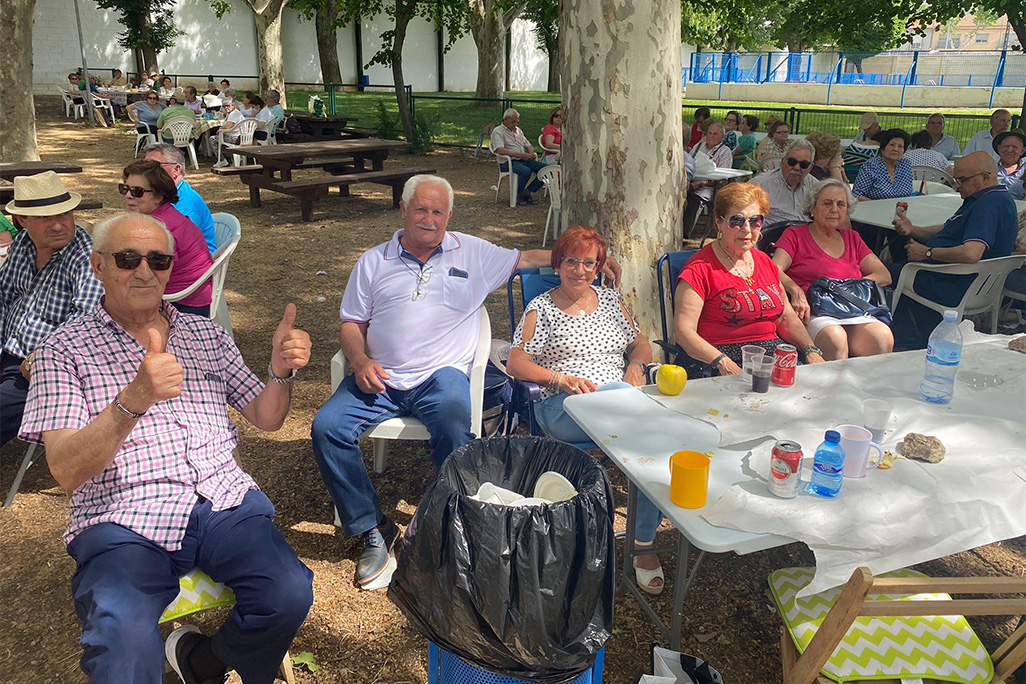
{"left": 769, "top": 567, "right": 993, "bottom": 684}
{"left": 159, "top": 568, "right": 236, "bottom": 624}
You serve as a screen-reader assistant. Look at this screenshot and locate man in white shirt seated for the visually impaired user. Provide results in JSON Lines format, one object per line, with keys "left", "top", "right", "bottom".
{"left": 963, "top": 109, "right": 1011, "bottom": 160}
{"left": 212, "top": 102, "right": 248, "bottom": 169}
{"left": 684, "top": 121, "right": 734, "bottom": 236}
{"left": 182, "top": 86, "right": 203, "bottom": 114}
{"left": 490, "top": 108, "right": 548, "bottom": 205}
{"left": 751, "top": 139, "right": 818, "bottom": 226}
{"left": 926, "top": 113, "right": 960, "bottom": 161}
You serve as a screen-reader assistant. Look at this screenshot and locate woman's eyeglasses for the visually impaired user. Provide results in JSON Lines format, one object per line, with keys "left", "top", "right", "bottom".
{"left": 723, "top": 214, "right": 765, "bottom": 229}
{"left": 118, "top": 183, "right": 155, "bottom": 198}
{"left": 785, "top": 157, "right": 812, "bottom": 169}
{"left": 100, "top": 250, "right": 174, "bottom": 271}
{"left": 562, "top": 257, "right": 599, "bottom": 271}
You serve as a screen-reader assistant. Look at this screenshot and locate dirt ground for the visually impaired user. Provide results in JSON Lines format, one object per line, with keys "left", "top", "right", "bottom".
{"left": 1, "top": 99, "right": 1023, "bottom": 684}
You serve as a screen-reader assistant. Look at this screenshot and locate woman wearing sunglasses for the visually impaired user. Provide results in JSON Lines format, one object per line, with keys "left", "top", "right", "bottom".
{"left": 120, "top": 160, "right": 213, "bottom": 316}
{"left": 674, "top": 183, "right": 825, "bottom": 377}
{"left": 771, "top": 179, "right": 893, "bottom": 361}
{"left": 540, "top": 106, "right": 562, "bottom": 163}
{"left": 507, "top": 226, "right": 662, "bottom": 594}
{"left": 127, "top": 90, "right": 166, "bottom": 139}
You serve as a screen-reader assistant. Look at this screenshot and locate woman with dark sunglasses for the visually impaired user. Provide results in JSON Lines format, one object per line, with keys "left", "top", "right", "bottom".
{"left": 121, "top": 160, "right": 213, "bottom": 316}
{"left": 126, "top": 90, "right": 165, "bottom": 139}
{"left": 540, "top": 106, "right": 562, "bottom": 163}
{"left": 673, "top": 182, "right": 825, "bottom": 377}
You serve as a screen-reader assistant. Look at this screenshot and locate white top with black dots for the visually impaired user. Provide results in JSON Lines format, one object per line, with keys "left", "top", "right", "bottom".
{"left": 513, "top": 286, "right": 639, "bottom": 400}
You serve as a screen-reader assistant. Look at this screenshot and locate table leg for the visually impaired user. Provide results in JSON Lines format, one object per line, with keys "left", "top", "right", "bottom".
{"left": 390, "top": 183, "right": 402, "bottom": 208}
{"left": 249, "top": 185, "right": 261, "bottom": 208}
{"left": 301, "top": 197, "right": 313, "bottom": 222}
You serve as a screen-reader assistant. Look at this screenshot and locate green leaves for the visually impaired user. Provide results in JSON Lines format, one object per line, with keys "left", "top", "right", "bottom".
{"left": 291, "top": 651, "right": 320, "bottom": 672}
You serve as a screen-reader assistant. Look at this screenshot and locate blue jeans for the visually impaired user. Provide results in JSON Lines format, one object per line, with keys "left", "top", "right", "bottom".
{"left": 536, "top": 382, "right": 664, "bottom": 543}
{"left": 66, "top": 490, "right": 313, "bottom": 684}
{"left": 500, "top": 159, "right": 547, "bottom": 195}
{"left": 0, "top": 352, "right": 28, "bottom": 447}
{"left": 311, "top": 367, "right": 473, "bottom": 537}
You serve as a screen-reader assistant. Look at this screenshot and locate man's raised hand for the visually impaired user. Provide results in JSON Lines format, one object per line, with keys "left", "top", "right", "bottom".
{"left": 271, "top": 303, "right": 312, "bottom": 378}
{"left": 121, "top": 328, "right": 183, "bottom": 414}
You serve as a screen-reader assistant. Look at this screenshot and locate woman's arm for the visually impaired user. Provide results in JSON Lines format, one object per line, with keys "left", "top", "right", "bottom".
{"left": 771, "top": 250, "right": 811, "bottom": 324}
{"left": 506, "top": 310, "right": 598, "bottom": 394}
{"left": 859, "top": 252, "right": 891, "bottom": 287}
{"left": 828, "top": 155, "right": 846, "bottom": 180}
{"left": 542, "top": 133, "right": 560, "bottom": 150}
{"left": 126, "top": 102, "right": 141, "bottom": 123}
{"left": 775, "top": 298, "right": 825, "bottom": 364}
{"left": 619, "top": 298, "right": 653, "bottom": 386}
{"left": 672, "top": 280, "right": 741, "bottom": 375}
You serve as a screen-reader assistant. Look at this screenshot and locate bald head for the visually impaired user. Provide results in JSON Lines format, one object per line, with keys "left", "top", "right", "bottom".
{"left": 952, "top": 152, "right": 998, "bottom": 198}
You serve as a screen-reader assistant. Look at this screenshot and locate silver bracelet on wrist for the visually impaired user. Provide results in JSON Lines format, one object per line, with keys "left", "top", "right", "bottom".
{"left": 268, "top": 363, "right": 297, "bottom": 385}
{"left": 113, "top": 392, "right": 145, "bottom": 420}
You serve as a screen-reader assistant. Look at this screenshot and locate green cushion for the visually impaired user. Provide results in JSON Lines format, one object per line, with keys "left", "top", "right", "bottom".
{"left": 159, "top": 568, "right": 236, "bottom": 624}
{"left": 769, "top": 566, "right": 993, "bottom": 684}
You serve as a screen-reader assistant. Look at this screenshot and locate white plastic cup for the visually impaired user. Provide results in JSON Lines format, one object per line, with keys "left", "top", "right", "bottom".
{"left": 836, "top": 424, "right": 883, "bottom": 478}
{"left": 862, "top": 399, "right": 892, "bottom": 443}
{"left": 741, "top": 345, "right": 765, "bottom": 376}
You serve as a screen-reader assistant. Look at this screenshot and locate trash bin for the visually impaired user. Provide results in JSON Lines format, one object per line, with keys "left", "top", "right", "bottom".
{"left": 388, "top": 436, "right": 615, "bottom": 684}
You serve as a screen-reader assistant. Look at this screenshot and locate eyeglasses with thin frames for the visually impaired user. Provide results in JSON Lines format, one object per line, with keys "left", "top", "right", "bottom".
{"left": 953, "top": 171, "right": 988, "bottom": 186}
{"left": 722, "top": 214, "right": 766, "bottom": 229}
{"left": 562, "top": 257, "right": 599, "bottom": 271}
{"left": 99, "top": 250, "right": 174, "bottom": 271}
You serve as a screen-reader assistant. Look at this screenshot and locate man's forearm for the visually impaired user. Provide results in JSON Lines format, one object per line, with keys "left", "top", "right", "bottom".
{"left": 44, "top": 405, "right": 137, "bottom": 493}
{"left": 340, "top": 322, "right": 371, "bottom": 366}
{"left": 516, "top": 249, "right": 551, "bottom": 270}
{"left": 910, "top": 223, "right": 944, "bottom": 243}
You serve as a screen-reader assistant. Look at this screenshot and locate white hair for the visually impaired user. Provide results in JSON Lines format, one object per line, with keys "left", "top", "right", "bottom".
{"left": 502, "top": 108, "right": 519, "bottom": 121}
{"left": 401, "top": 175, "right": 454, "bottom": 212}
{"left": 783, "top": 138, "right": 816, "bottom": 159}
{"left": 91, "top": 213, "right": 175, "bottom": 254}
{"left": 802, "top": 178, "right": 857, "bottom": 216}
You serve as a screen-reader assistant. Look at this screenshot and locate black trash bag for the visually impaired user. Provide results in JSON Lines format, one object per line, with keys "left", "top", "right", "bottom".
{"left": 388, "top": 436, "right": 616, "bottom": 684}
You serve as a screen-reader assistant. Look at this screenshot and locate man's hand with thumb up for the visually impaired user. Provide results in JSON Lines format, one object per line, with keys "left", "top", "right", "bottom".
{"left": 270, "top": 303, "right": 312, "bottom": 379}
{"left": 120, "top": 328, "right": 184, "bottom": 415}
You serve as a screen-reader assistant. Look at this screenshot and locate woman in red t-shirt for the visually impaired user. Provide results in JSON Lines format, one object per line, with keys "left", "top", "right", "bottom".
{"left": 674, "top": 183, "right": 825, "bottom": 376}
{"left": 772, "top": 179, "right": 894, "bottom": 361}
{"left": 540, "top": 106, "right": 562, "bottom": 164}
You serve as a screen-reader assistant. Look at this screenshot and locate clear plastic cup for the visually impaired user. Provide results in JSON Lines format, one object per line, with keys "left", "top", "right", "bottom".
{"left": 741, "top": 345, "right": 765, "bottom": 376}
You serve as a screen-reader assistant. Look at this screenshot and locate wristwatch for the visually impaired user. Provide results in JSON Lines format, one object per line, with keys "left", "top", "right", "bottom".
{"left": 925, "top": 247, "right": 934, "bottom": 260}
{"left": 802, "top": 344, "right": 822, "bottom": 357}
{"left": 268, "top": 363, "right": 297, "bottom": 384}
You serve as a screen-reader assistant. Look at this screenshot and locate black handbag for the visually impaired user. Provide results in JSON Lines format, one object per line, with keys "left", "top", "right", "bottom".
{"left": 806, "top": 277, "right": 892, "bottom": 326}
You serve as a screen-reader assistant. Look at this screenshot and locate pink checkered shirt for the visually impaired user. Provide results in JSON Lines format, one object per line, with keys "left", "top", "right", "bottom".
{"left": 20, "top": 301, "right": 264, "bottom": 550}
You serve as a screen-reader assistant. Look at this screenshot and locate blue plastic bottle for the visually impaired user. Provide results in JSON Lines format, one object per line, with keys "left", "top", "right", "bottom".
{"left": 920, "top": 309, "right": 963, "bottom": 405}
{"left": 810, "top": 430, "right": 845, "bottom": 498}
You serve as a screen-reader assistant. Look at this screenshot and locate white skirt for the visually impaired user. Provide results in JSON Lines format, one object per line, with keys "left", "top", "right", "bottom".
{"left": 807, "top": 314, "right": 880, "bottom": 341}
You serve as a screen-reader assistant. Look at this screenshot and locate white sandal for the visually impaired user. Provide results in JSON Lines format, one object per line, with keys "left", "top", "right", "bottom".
{"left": 633, "top": 542, "right": 664, "bottom": 596}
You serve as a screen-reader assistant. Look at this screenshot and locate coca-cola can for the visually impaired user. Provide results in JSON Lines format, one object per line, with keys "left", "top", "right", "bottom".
{"left": 772, "top": 344, "right": 798, "bottom": 386}
{"left": 894, "top": 200, "right": 908, "bottom": 223}
{"left": 770, "top": 440, "right": 803, "bottom": 498}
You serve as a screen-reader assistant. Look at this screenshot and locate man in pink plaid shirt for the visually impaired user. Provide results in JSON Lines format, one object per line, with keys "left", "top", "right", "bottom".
{"left": 20, "top": 213, "right": 314, "bottom": 684}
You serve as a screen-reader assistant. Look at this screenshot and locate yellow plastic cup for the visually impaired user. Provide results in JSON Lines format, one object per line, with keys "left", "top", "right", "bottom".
{"left": 669, "top": 450, "right": 711, "bottom": 509}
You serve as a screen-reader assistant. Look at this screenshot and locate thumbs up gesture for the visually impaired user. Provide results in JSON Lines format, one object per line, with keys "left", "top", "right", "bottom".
{"left": 270, "top": 303, "right": 312, "bottom": 379}
{"left": 121, "top": 328, "right": 184, "bottom": 415}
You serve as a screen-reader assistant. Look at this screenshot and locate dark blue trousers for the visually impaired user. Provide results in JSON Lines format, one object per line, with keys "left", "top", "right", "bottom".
{"left": 0, "top": 352, "right": 28, "bottom": 447}
{"left": 887, "top": 261, "right": 975, "bottom": 348}
{"left": 66, "top": 490, "right": 313, "bottom": 684}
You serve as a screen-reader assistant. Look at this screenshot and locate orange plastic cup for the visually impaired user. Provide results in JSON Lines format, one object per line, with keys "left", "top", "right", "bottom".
{"left": 669, "top": 450, "right": 711, "bottom": 509}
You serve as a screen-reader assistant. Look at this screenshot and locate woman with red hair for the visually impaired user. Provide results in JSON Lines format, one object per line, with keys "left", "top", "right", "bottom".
{"left": 507, "top": 226, "right": 666, "bottom": 595}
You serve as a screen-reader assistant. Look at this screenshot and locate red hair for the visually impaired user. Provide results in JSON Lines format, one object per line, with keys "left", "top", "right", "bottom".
{"left": 550, "top": 226, "right": 607, "bottom": 271}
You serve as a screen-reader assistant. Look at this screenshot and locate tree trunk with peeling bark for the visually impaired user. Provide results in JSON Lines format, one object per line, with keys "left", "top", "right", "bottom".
{"left": 392, "top": 0, "right": 416, "bottom": 142}
{"left": 253, "top": 2, "right": 287, "bottom": 96}
{"left": 560, "top": 0, "right": 684, "bottom": 342}
{"left": 468, "top": 0, "right": 524, "bottom": 100}
{"left": 0, "top": 0, "right": 40, "bottom": 161}
{"left": 315, "top": 1, "right": 343, "bottom": 85}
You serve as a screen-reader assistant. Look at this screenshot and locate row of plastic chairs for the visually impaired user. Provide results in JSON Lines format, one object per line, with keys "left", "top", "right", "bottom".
{"left": 57, "top": 86, "right": 116, "bottom": 125}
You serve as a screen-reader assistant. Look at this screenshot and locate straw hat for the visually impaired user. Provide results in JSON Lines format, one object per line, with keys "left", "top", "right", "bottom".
{"left": 4, "top": 171, "right": 81, "bottom": 216}
{"left": 859, "top": 112, "right": 879, "bottom": 130}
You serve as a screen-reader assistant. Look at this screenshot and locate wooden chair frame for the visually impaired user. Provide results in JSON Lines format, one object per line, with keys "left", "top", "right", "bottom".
{"left": 780, "top": 567, "right": 1026, "bottom": 684}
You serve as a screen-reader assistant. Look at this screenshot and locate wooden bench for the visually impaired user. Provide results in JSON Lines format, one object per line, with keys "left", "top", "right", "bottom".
{"left": 211, "top": 164, "right": 264, "bottom": 176}
{"left": 270, "top": 167, "right": 436, "bottom": 221}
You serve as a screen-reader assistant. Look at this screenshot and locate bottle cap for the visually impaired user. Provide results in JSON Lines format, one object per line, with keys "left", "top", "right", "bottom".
{"left": 825, "top": 430, "right": 840, "bottom": 443}
{"left": 942, "top": 309, "right": 958, "bottom": 321}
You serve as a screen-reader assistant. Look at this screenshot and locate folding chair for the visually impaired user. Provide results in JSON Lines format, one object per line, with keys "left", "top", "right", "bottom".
{"left": 655, "top": 250, "right": 698, "bottom": 362}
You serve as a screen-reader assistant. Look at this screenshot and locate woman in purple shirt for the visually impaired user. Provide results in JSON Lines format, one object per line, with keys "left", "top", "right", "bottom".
{"left": 120, "top": 160, "right": 213, "bottom": 316}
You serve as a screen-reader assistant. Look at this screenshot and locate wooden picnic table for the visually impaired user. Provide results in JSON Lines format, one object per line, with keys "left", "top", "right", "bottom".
{"left": 0, "top": 161, "right": 84, "bottom": 181}
{"left": 224, "top": 138, "right": 434, "bottom": 221}
{"left": 283, "top": 111, "right": 362, "bottom": 141}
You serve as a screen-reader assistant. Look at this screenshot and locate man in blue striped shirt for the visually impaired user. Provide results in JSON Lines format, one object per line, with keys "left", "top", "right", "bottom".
{"left": 1, "top": 172, "right": 103, "bottom": 446}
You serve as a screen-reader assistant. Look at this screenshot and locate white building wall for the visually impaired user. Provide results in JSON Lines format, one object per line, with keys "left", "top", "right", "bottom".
{"left": 509, "top": 18, "right": 547, "bottom": 91}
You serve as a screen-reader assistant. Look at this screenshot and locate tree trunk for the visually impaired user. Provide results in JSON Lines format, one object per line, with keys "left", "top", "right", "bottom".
{"left": 392, "top": 0, "right": 415, "bottom": 142}
{"left": 139, "top": 12, "right": 159, "bottom": 74}
{"left": 0, "top": 0, "right": 40, "bottom": 161}
{"left": 253, "top": 0, "right": 288, "bottom": 98}
{"left": 467, "top": 0, "right": 524, "bottom": 100}
{"left": 545, "top": 42, "right": 559, "bottom": 92}
{"left": 315, "top": 0, "right": 343, "bottom": 85}
{"left": 560, "top": 0, "right": 683, "bottom": 342}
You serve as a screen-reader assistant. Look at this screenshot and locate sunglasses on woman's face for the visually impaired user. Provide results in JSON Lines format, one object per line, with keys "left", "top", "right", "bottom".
{"left": 101, "top": 250, "right": 174, "bottom": 271}
{"left": 118, "top": 183, "right": 155, "bottom": 198}
{"left": 785, "top": 157, "right": 812, "bottom": 169}
{"left": 723, "top": 214, "right": 765, "bottom": 229}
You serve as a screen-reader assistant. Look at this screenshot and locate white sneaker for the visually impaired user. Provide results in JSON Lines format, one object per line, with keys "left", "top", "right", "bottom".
{"left": 212, "top": 160, "right": 229, "bottom": 169}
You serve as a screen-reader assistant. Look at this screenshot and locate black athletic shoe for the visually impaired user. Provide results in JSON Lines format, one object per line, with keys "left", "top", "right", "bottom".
{"left": 165, "top": 625, "right": 227, "bottom": 684}
{"left": 354, "top": 517, "right": 399, "bottom": 587}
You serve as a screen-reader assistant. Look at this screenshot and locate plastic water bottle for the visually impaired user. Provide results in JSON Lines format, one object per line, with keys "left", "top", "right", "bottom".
{"left": 920, "top": 309, "right": 963, "bottom": 405}
{"left": 810, "top": 430, "right": 845, "bottom": 498}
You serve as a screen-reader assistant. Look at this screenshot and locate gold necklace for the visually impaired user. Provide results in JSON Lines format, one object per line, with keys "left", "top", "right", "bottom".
{"left": 714, "top": 240, "right": 754, "bottom": 286}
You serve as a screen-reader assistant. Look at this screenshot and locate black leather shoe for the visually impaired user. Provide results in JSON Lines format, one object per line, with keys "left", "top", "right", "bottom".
{"left": 165, "top": 625, "right": 227, "bottom": 684}
{"left": 355, "top": 517, "right": 399, "bottom": 586}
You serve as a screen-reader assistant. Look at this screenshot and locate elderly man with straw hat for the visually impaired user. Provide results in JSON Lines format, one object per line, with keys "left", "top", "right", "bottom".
{"left": 0, "top": 171, "right": 103, "bottom": 447}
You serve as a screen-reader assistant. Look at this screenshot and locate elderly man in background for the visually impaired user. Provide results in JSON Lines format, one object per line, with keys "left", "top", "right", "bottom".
{"left": 683, "top": 121, "right": 734, "bottom": 236}
{"left": 20, "top": 213, "right": 314, "bottom": 683}
{"left": 889, "top": 151, "right": 1018, "bottom": 345}
{"left": 105, "top": 69, "right": 126, "bottom": 87}
{"left": 963, "top": 109, "right": 1012, "bottom": 160}
{"left": 751, "top": 139, "right": 818, "bottom": 226}
{"left": 994, "top": 130, "right": 1025, "bottom": 200}
{"left": 144, "top": 142, "right": 217, "bottom": 253}
{"left": 0, "top": 172, "right": 103, "bottom": 447}
{"left": 854, "top": 112, "right": 882, "bottom": 143}
{"left": 926, "top": 113, "right": 960, "bottom": 161}
{"left": 490, "top": 108, "right": 548, "bottom": 206}
{"left": 182, "top": 86, "right": 203, "bottom": 114}
{"left": 265, "top": 90, "right": 285, "bottom": 129}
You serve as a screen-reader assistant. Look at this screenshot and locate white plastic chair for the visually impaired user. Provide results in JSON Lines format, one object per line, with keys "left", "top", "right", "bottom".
{"left": 134, "top": 123, "right": 157, "bottom": 157}
{"left": 328, "top": 308, "right": 491, "bottom": 476}
{"left": 157, "top": 116, "right": 200, "bottom": 170}
{"left": 218, "top": 119, "right": 259, "bottom": 167}
{"left": 538, "top": 133, "right": 559, "bottom": 164}
{"left": 538, "top": 165, "right": 562, "bottom": 247}
{"left": 491, "top": 153, "right": 517, "bottom": 208}
{"left": 258, "top": 111, "right": 285, "bottom": 146}
{"left": 922, "top": 181, "right": 954, "bottom": 195}
{"left": 92, "top": 97, "right": 116, "bottom": 127}
{"left": 891, "top": 255, "right": 1026, "bottom": 333}
{"left": 58, "top": 86, "right": 82, "bottom": 118}
{"left": 3, "top": 443, "right": 44, "bottom": 507}
{"left": 163, "top": 212, "right": 242, "bottom": 338}
{"left": 911, "top": 165, "right": 956, "bottom": 188}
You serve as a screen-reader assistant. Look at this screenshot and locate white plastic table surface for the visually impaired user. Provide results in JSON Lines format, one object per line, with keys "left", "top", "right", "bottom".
{"left": 851, "top": 192, "right": 1026, "bottom": 229}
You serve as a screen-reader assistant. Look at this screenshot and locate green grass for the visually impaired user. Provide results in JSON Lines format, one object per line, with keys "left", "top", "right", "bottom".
{"left": 285, "top": 88, "right": 998, "bottom": 149}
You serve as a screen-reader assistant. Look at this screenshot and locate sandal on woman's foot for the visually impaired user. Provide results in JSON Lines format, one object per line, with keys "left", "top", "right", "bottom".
{"left": 633, "top": 556, "right": 664, "bottom": 596}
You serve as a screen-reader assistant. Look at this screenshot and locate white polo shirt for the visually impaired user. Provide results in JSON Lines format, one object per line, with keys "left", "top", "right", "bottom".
{"left": 340, "top": 230, "right": 520, "bottom": 390}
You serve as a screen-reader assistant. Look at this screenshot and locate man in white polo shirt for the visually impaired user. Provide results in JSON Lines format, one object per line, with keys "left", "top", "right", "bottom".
{"left": 311, "top": 174, "right": 620, "bottom": 588}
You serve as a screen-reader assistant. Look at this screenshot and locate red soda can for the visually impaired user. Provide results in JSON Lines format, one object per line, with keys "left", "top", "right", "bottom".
{"left": 894, "top": 200, "right": 908, "bottom": 222}
{"left": 770, "top": 440, "right": 803, "bottom": 498}
{"left": 772, "top": 344, "right": 798, "bottom": 386}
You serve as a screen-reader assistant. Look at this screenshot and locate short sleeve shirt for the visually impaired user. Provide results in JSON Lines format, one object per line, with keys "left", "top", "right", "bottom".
{"left": 19, "top": 302, "right": 263, "bottom": 550}
{"left": 997, "top": 163, "right": 1025, "bottom": 201}
{"left": 512, "top": 287, "right": 638, "bottom": 400}
{"left": 490, "top": 125, "right": 531, "bottom": 157}
{"left": 927, "top": 185, "right": 1018, "bottom": 258}
{"left": 678, "top": 245, "right": 786, "bottom": 346}
{"left": 774, "top": 224, "right": 873, "bottom": 291}
{"left": 694, "top": 142, "right": 733, "bottom": 169}
{"left": 931, "top": 134, "right": 960, "bottom": 160}
{"left": 340, "top": 231, "right": 520, "bottom": 390}
{"left": 751, "top": 169, "right": 817, "bottom": 225}
{"left": 853, "top": 156, "right": 914, "bottom": 199}
{"left": 963, "top": 129, "right": 998, "bottom": 160}
{"left": 904, "top": 148, "right": 951, "bottom": 171}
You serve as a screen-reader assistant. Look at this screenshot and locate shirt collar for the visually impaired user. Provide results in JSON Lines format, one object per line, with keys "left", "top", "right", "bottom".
{"left": 964, "top": 184, "right": 1008, "bottom": 203}
{"left": 97, "top": 299, "right": 179, "bottom": 336}
{"left": 383, "top": 229, "right": 460, "bottom": 261}
{"left": 21, "top": 224, "right": 87, "bottom": 263}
